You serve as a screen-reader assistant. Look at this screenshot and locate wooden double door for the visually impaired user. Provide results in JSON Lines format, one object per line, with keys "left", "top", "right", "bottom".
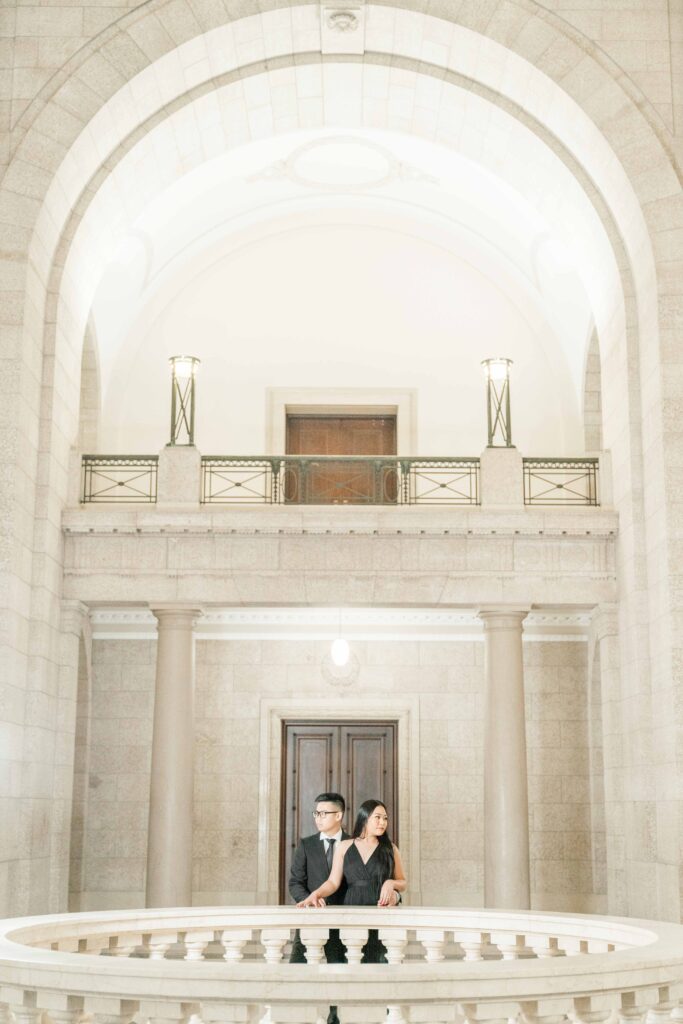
{"left": 280, "top": 721, "right": 398, "bottom": 903}
{"left": 285, "top": 414, "right": 398, "bottom": 504}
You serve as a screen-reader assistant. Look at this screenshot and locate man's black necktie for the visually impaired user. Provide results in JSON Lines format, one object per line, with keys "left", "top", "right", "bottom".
{"left": 325, "top": 838, "right": 335, "bottom": 872}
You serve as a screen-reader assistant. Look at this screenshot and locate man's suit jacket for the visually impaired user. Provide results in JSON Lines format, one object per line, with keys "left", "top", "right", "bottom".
{"left": 288, "top": 831, "right": 350, "bottom": 904}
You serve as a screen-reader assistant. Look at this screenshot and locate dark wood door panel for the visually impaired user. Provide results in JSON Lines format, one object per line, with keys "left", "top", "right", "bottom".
{"left": 282, "top": 725, "right": 340, "bottom": 901}
{"left": 280, "top": 720, "right": 398, "bottom": 902}
{"left": 286, "top": 415, "right": 397, "bottom": 455}
{"left": 340, "top": 726, "right": 397, "bottom": 842}
{"left": 285, "top": 416, "right": 398, "bottom": 504}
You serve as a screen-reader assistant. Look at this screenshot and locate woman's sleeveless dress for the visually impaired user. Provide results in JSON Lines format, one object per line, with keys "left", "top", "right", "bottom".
{"left": 341, "top": 841, "right": 390, "bottom": 963}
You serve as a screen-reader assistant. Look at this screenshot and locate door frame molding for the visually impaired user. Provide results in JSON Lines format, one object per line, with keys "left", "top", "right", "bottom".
{"left": 266, "top": 388, "right": 418, "bottom": 454}
{"left": 257, "top": 696, "right": 421, "bottom": 905}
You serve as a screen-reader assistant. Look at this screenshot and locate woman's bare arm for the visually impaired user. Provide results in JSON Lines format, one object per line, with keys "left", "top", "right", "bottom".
{"left": 378, "top": 845, "right": 407, "bottom": 906}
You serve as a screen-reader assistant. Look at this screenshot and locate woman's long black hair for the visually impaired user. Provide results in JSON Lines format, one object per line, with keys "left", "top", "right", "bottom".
{"left": 352, "top": 799, "right": 394, "bottom": 882}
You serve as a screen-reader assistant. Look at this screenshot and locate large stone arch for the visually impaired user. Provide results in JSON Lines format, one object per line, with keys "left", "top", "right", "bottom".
{"left": 1, "top": 1, "right": 681, "bottom": 920}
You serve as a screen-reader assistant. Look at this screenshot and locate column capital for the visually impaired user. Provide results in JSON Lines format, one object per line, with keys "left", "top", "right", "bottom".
{"left": 589, "top": 602, "right": 618, "bottom": 642}
{"left": 150, "top": 605, "right": 202, "bottom": 629}
{"left": 60, "top": 599, "right": 90, "bottom": 637}
{"left": 478, "top": 606, "right": 531, "bottom": 630}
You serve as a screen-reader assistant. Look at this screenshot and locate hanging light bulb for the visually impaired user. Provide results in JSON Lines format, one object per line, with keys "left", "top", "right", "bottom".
{"left": 330, "top": 637, "right": 350, "bottom": 667}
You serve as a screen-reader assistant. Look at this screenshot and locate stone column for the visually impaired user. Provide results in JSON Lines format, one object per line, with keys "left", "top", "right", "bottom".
{"left": 479, "top": 607, "right": 530, "bottom": 909}
{"left": 146, "top": 606, "right": 201, "bottom": 908}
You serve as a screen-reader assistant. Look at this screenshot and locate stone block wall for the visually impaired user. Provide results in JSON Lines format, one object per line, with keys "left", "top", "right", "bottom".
{"left": 76, "top": 640, "right": 155, "bottom": 910}
{"left": 525, "top": 641, "right": 606, "bottom": 914}
{"left": 75, "top": 635, "right": 602, "bottom": 911}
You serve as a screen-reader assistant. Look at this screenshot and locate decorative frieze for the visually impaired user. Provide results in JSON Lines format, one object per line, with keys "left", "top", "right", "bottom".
{"left": 88, "top": 606, "right": 592, "bottom": 641}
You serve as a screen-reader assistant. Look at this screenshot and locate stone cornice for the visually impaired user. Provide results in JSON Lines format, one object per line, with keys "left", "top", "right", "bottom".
{"left": 89, "top": 606, "right": 592, "bottom": 642}
{"left": 63, "top": 505, "right": 618, "bottom": 539}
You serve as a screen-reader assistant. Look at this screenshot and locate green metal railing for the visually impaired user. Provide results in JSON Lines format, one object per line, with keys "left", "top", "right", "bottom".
{"left": 79, "top": 455, "right": 601, "bottom": 507}
{"left": 200, "top": 456, "right": 480, "bottom": 505}
{"left": 81, "top": 455, "right": 158, "bottom": 503}
{"left": 523, "top": 458, "right": 599, "bottom": 506}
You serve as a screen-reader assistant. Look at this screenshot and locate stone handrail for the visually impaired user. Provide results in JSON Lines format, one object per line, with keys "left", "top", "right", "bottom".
{"left": 1, "top": 906, "right": 682, "bottom": 1023}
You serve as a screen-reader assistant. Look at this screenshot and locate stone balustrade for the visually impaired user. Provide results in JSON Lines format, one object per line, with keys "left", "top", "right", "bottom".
{"left": 1, "top": 907, "right": 682, "bottom": 1023}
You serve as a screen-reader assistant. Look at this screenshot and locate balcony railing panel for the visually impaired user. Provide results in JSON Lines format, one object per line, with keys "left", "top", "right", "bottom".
{"left": 201, "top": 456, "right": 480, "bottom": 505}
{"left": 82, "top": 455, "right": 158, "bottom": 503}
{"left": 77, "top": 456, "right": 601, "bottom": 507}
{"left": 523, "top": 457, "right": 599, "bottom": 506}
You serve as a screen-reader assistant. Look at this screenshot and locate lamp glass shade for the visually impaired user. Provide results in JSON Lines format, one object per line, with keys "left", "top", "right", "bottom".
{"left": 481, "top": 357, "right": 512, "bottom": 382}
{"left": 170, "top": 355, "right": 200, "bottom": 379}
{"left": 330, "top": 637, "right": 350, "bottom": 667}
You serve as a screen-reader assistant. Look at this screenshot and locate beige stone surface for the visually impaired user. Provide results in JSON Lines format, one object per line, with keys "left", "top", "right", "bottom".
{"left": 71, "top": 633, "right": 600, "bottom": 912}
{"left": 0, "top": 0, "right": 681, "bottom": 928}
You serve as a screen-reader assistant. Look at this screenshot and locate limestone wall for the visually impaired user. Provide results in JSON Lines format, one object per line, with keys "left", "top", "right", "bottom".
{"left": 2, "top": 2, "right": 682, "bottom": 176}
{"left": 74, "top": 635, "right": 601, "bottom": 912}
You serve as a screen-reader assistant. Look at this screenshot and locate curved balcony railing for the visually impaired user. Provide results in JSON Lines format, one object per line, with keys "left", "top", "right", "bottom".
{"left": 1, "top": 906, "right": 682, "bottom": 1023}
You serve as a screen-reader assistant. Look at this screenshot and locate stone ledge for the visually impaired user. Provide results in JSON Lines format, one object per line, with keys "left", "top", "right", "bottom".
{"left": 63, "top": 504, "right": 619, "bottom": 538}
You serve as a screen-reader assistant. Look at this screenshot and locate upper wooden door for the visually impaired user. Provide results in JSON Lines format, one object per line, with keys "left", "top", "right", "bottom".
{"left": 284, "top": 414, "right": 398, "bottom": 504}
{"left": 286, "top": 415, "right": 397, "bottom": 456}
{"left": 280, "top": 720, "right": 398, "bottom": 902}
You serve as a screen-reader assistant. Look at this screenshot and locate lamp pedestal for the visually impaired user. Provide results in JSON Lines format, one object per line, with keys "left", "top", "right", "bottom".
{"left": 479, "top": 446, "right": 523, "bottom": 507}
{"left": 157, "top": 445, "right": 201, "bottom": 507}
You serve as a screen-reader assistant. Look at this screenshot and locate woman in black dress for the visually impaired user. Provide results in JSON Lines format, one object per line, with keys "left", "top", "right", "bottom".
{"left": 296, "top": 799, "right": 407, "bottom": 962}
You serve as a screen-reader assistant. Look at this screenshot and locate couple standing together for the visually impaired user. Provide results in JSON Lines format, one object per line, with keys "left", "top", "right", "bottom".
{"left": 288, "top": 793, "right": 407, "bottom": 965}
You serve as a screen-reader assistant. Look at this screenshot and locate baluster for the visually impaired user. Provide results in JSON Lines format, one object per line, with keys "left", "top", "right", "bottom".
{"left": 185, "top": 931, "right": 214, "bottom": 961}
{"left": 571, "top": 997, "right": 614, "bottom": 1024}
{"left": 260, "top": 929, "right": 290, "bottom": 964}
{"left": 491, "top": 932, "right": 526, "bottom": 960}
{"left": 453, "top": 931, "right": 484, "bottom": 961}
{"left": 10, "top": 992, "right": 41, "bottom": 1024}
{"left": 617, "top": 998, "right": 648, "bottom": 1024}
{"left": 299, "top": 926, "right": 328, "bottom": 965}
{"left": 458, "top": 1004, "right": 510, "bottom": 1024}
{"left": 48, "top": 1006, "right": 86, "bottom": 1024}
{"left": 140, "top": 1000, "right": 194, "bottom": 1024}
{"left": 339, "top": 928, "right": 370, "bottom": 965}
{"left": 415, "top": 928, "right": 446, "bottom": 962}
{"left": 520, "top": 1002, "right": 568, "bottom": 1024}
{"left": 86, "top": 996, "right": 140, "bottom": 1024}
{"left": 378, "top": 928, "right": 408, "bottom": 964}
{"left": 142, "top": 931, "right": 177, "bottom": 960}
{"left": 528, "top": 935, "right": 562, "bottom": 958}
{"left": 109, "top": 933, "right": 141, "bottom": 957}
{"left": 217, "top": 928, "right": 253, "bottom": 963}
{"left": 85, "top": 934, "right": 109, "bottom": 956}
{"left": 646, "top": 994, "right": 676, "bottom": 1024}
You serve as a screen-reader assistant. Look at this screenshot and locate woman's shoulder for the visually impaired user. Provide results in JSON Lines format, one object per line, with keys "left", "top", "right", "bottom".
{"left": 391, "top": 842, "right": 400, "bottom": 854}
{"left": 339, "top": 837, "right": 354, "bottom": 851}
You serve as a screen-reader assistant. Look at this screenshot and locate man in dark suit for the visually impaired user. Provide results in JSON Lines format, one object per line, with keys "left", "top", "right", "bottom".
{"left": 288, "top": 791, "right": 349, "bottom": 965}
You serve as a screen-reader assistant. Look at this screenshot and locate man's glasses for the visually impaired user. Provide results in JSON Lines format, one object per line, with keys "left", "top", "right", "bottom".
{"left": 313, "top": 810, "right": 340, "bottom": 818}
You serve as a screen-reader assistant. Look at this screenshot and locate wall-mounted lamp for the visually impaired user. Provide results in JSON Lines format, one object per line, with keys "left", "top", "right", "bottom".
{"left": 169, "top": 355, "right": 200, "bottom": 446}
{"left": 481, "top": 357, "right": 513, "bottom": 447}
